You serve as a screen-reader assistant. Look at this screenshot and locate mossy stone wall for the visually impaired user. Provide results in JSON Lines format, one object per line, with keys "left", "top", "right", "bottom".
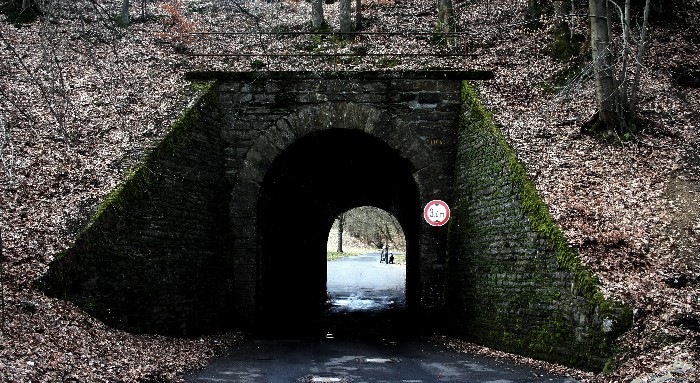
{"left": 40, "top": 83, "right": 233, "bottom": 336}
{"left": 38, "top": 73, "right": 631, "bottom": 369}
{"left": 446, "top": 82, "right": 631, "bottom": 371}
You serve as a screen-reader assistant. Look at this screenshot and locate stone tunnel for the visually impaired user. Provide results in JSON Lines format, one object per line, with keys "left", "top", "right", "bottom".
{"left": 257, "top": 129, "right": 421, "bottom": 323}
{"left": 40, "top": 71, "right": 632, "bottom": 371}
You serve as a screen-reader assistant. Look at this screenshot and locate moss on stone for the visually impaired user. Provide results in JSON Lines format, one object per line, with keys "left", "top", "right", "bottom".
{"left": 451, "top": 81, "right": 632, "bottom": 371}
{"left": 88, "top": 82, "right": 215, "bottom": 230}
{"left": 40, "top": 81, "right": 217, "bottom": 277}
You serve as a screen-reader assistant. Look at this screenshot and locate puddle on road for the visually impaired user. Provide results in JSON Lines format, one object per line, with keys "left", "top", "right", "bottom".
{"left": 300, "top": 376, "right": 350, "bottom": 383}
{"left": 327, "top": 292, "right": 403, "bottom": 313}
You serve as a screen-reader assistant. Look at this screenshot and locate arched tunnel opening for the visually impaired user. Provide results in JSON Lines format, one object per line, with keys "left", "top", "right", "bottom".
{"left": 257, "top": 129, "right": 420, "bottom": 335}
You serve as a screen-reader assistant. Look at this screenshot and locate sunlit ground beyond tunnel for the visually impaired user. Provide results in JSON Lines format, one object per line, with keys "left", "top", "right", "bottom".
{"left": 326, "top": 207, "right": 407, "bottom": 314}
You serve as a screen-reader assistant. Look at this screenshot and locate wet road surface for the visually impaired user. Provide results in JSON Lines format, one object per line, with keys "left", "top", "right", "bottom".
{"left": 186, "top": 253, "right": 579, "bottom": 383}
{"left": 185, "top": 337, "right": 578, "bottom": 383}
{"left": 326, "top": 252, "right": 406, "bottom": 313}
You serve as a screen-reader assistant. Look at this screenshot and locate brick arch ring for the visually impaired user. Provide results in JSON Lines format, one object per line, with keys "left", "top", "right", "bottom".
{"left": 226, "top": 101, "right": 440, "bottom": 316}
{"left": 231, "top": 102, "right": 434, "bottom": 217}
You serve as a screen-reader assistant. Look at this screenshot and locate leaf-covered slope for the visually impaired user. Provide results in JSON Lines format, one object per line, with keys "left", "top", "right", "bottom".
{"left": 1, "top": 0, "right": 698, "bottom": 381}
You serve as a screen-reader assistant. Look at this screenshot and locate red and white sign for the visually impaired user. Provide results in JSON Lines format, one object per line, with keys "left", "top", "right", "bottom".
{"left": 424, "top": 200, "right": 450, "bottom": 226}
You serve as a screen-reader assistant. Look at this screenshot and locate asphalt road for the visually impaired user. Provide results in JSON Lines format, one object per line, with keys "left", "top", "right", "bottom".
{"left": 326, "top": 252, "right": 406, "bottom": 313}
{"left": 185, "top": 253, "right": 579, "bottom": 383}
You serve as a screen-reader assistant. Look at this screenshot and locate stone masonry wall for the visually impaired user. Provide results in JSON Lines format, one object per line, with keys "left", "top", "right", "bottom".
{"left": 38, "top": 73, "right": 631, "bottom": 371}
{"left": 446, "top": 82, "right": 632, "bottom": 371}
{"left": 39, "top": 83, "right": 233, "bottom": 336}
{"left": 205, "top": 71, "right": 477, "bottom": 322}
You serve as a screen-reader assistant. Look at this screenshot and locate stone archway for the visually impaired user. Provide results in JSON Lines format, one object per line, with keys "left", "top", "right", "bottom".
{"left": 226, "top": 101, "right": 451, "bottom": 325}
{"left": 256, "top": 128, "right": 419, "bottom": 327}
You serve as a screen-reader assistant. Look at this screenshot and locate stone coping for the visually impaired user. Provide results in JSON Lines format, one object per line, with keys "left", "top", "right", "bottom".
{"left": 184, "top": 70, "right": 495, "bottom": 81}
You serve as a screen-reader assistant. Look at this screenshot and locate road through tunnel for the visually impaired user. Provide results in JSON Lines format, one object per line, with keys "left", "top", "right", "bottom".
{"left": 257, "top": 129, "right": 420, "bottom": 331}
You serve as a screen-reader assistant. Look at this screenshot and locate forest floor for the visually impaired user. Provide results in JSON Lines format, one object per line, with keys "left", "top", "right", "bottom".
{"left": 1, "top": 0, "right": 699, "bottom": 382}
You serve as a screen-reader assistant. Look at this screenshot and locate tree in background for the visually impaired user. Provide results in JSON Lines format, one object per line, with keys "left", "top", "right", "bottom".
{"left": 336, "top": 206, "right": 405, "bottom": 251}
{"left": 312, "top": 0, "right": 325, "bottom": 29}
{"left": 339, "top": 0, "right": 352, "bottom": 36}
{"left": 587, "top": 0, "right": 651, "bottom": 137}
{"left": 336, "top": 213, "right": 345, "bottom": 253}
{"left": 21, "top": 0, "right": 41, "bottom": 14}
{"left": 436, "top": 0, "right": 455, "bottom": 34}
{"left": 120, "top": 0, "right": 130, "bottom": 26}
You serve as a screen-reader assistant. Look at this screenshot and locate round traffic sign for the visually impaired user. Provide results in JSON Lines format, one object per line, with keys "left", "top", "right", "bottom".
{"left": 424, "top": 200, "right": 450, "bottom": 226}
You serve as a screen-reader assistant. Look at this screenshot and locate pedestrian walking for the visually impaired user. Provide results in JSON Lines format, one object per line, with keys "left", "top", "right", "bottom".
{"left": 380, "top": 244, "right": 389, "bottom": 264}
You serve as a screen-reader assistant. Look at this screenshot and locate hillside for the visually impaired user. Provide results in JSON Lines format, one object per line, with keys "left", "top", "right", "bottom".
{"left": 1, "top": 0, "right": 699, "bottom": 381}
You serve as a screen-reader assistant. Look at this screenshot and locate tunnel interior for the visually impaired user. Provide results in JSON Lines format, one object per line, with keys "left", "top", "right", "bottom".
{"left": 257, "top": 129, "right": 420, "bottom": 331}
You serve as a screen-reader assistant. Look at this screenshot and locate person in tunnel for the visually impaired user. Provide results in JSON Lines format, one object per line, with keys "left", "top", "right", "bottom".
{"left": 380, "top": 244, "right": 389, "bottom": 263}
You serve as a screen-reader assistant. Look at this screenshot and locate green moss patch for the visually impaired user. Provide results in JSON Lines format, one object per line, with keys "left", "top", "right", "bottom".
{"left": 446, "top": 81, "right": 632, "bottom": 371}
{"left": 38, "top": 81, "right": 217, "bottom": 296}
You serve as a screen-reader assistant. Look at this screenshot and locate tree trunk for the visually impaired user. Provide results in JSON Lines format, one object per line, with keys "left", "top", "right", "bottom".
{"left": 337, "top": 214, "right": 345, "bottom": 253}
{"left": 553, "top": 1, "right": 569, "bottom": 33}
{"left": 120, "top": 0, "right": 130, "bottom": 26}
{"left": 589, "top": 0, "right": 618, "bottom": 131}
{"left": 20, "top": 0, "right": 41, "bottom": 15}
{"left": 339, "top": 0, "right": 353, "bottom": 38}
{"left": 628, "top": 0, "right": 651, "bottom": 121}
{"left": 312, "top": 0, "right": 325, "bottom": 30}
{"left": 436, "top": 0, "right": 455, "bottom": 34}
{"left": 355, "top": 0, "right": 362, "bottom": 30}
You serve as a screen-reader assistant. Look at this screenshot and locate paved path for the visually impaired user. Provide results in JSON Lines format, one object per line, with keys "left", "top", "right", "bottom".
{"left": 185, "top": 253, "right": 579, "bottom": 383}
{"left": 185, "top": 337, "right": 578, "bottom": 383}
{"left": 326, "top": 253, "right": 406, "bottom": 313}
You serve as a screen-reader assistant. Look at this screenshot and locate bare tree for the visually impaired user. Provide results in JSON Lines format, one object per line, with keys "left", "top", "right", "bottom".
{"left": 589, "top": 0, "right": 618, "bottom": 130}
{"left": 436, "top": 0, "right": 455, "bottom": 34}
{"left": 343, "top": 206, "right": 405, "bottom": 251}
{"left": 587, "top": 0, "right": 652, "bottom": 136}
{"left": 339, "top": 0, "right": 353, "bottom": 37}
{"left": 312, "top": 0, "right": 325, "bottom": 30}
{"left": 21, "top": 0, "right": 42, "bottom": 14}
{"left": 120, "top": 0, "right": 130, "bottom": 26}
{"left": 336, "top": 213, "right": 345, "bottom": 253}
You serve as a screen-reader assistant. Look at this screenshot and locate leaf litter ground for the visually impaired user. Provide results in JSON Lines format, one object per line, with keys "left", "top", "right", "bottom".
{"left": 0, "top": 0, "right": 699, "bottom": 381}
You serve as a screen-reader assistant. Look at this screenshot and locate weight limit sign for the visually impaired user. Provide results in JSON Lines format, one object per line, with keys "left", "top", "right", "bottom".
{"left": 423, "top": 200, "right": 450, "bottom": 227}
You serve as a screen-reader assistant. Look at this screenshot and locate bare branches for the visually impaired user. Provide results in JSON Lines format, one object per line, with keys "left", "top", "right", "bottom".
{"left": 628, "top": 0, "right": 651, "bottom": 119}
{"left": 588, "top": 0, "right": 654, "bottom": 134}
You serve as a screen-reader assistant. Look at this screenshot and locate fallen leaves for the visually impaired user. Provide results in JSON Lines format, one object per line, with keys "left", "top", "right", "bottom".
{"left": 0, "top": 0, "right": 699, "bottom": 382}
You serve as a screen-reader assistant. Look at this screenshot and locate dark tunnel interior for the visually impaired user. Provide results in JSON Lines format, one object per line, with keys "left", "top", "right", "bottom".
{"left": 257, "top": 129, "right": 421, "bottom": 331}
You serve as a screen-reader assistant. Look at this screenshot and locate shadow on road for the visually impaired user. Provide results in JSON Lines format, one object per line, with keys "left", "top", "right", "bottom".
{"left": 256, "top": 253, "right": 421, "bottom": 342}
{"left": 186, "top": 253, "right": 580, "bottom": 382}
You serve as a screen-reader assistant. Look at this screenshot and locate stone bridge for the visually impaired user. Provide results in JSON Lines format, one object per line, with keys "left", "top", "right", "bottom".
{"left": 41, "top": 71, "right": 631, "bottom": 371}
